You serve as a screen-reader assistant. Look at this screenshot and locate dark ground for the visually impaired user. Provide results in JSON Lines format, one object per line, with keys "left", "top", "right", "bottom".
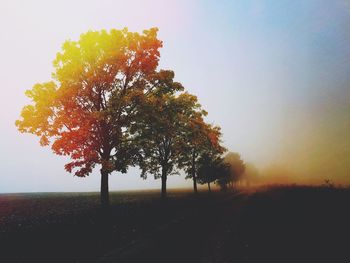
{"left": 0, "top": 186, "right": 349, "bottom": 263}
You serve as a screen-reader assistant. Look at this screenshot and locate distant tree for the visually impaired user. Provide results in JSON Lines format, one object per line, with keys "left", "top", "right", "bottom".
{"left": 179, "top": 114, "right": 225, "bottom": 193}
{"left": 132, "top": 75, "right": 203, "bottom": 198}
{"left": 16, "top": 28, "right": 162, "bottom": 207}
{"left": 223, "top": 152, "right": 245, "bottom": 189}
{"left": 197, "top": 154, "right": 230, "bottom": 192}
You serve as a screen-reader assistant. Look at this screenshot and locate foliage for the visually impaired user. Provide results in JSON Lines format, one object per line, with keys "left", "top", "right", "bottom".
{"left": 215, "top": 152, "right": 246, "bottom": 191}
{"left": 179, "top": 115, "right": 225, "bottom": 179}
{"left": 131, "top": 74, "right": 204, "bottom": 180}
{"left": 197, "top": 154, "right": 230, "bottom": 186}
{"left": 16, "top": 28, "right": 162, "bottom": 177}
{"left": 224, "top": 152, "right": 246, "bottom": 184}
{"left": 15, "top": 26, "right": 247, "bottom": 200}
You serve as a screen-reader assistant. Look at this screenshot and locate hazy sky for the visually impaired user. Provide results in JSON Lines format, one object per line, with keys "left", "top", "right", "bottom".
{"left": 1, "top": 0, "right": 350, "bottom": 192}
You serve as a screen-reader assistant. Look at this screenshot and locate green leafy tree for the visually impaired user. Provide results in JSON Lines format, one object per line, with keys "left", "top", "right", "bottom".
{"left": 179, "top": 116, "right": 225, "bottom": 193}
{"left": 16, "top": 28, "right": 162, "bottom": 207}
{"left": 132, "top": 75, "right": 203, "bottom": 198}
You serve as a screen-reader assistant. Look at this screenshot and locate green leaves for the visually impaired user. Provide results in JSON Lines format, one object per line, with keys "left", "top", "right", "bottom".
{"left": 131, "top": 72, "right": 206, "bottom": 180}
{"left": 16, "top": 26, "right": 230, "bottom": 196}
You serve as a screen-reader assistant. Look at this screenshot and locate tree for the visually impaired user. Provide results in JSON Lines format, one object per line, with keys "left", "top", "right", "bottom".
{"left": 197, "top": 154, "right": 229, "bottom": 192}
{"left": 16, "top": 28, "right": 163, "bottom": 207}
{"left": 219, "top": 152, "right": 245, "bottom": 188}
{"left": 179, "top": 116, "right": 225, "bottom": 193}
{"left": 132, "top": 77, "right": 203, "bottom": 198}
{"left": 178, "top": 114, "right": 222, "bottom": 192}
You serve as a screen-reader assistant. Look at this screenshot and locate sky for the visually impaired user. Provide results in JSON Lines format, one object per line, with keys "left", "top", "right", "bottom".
{"left": 1, "top": 0, "right": 350, "bottom": 192}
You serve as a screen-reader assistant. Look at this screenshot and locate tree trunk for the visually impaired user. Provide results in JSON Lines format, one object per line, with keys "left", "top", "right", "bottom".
{"left": 208, "top": 182, "right": 211, "bottom": 192}
{"left": 161, "top": 167, "right": 167, "bottom": 198}
{"left": 192, "top": 149, "right": 197, "bottom": 194}
{"left": 100, "top": 169, "right": 110, "bottom": 207}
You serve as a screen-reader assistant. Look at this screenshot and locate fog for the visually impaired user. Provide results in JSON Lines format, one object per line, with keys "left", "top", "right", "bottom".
{"left": 1, "top": 0, "right": 350, "bottom": 192}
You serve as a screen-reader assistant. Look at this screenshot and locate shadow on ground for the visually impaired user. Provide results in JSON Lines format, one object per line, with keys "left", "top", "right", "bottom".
{"left": 1, "top": 187, "right": 349, "bottom": 263}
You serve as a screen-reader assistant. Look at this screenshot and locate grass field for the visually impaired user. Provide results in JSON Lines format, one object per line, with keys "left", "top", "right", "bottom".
{"left": 1, "top": 186, "right": 349, "bottom": 263}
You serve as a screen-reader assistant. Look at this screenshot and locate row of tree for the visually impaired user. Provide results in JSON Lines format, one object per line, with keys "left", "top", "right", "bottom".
{"left": 195, "top": 152, "right": 247, "bottom": 192}
{"left": 16, "top": 28, "right": 245, "bottom": 206}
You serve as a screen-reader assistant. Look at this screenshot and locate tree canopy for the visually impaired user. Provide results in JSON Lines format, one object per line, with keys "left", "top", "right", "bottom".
{"left": 179, "top": 116, "right": 225, "bottom": 193}
{"left": 221, "top": 152, "right": 246, "bottom": 189}
{"left": 16, "top": 27, "right": 240, "bottom": 203}
{"left": 16, "top": 28, "right": 163, "bottom": 205}
{"left": 197, "top": 153, "right": 230, "bottom": 192}
{"left": 131, "top": 75, "right": 206, "bottom": 197}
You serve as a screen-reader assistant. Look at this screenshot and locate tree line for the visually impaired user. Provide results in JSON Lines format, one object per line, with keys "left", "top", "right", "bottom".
{"left": 16, "top": 28, "right": 247, "bottom": 206}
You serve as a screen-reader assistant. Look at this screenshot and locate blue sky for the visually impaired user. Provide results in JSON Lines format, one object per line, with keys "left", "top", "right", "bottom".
{"left": 1, "top": 0, "right": 350, "bottom": 192}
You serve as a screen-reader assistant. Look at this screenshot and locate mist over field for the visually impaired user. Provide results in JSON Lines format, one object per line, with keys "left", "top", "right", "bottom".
{"left": 1, "top": 2, "right": 350, "bottom": 263}
{"left": 1, "top": 0, "right": 350, "bottom": 192}
{"left": 256, "top": 75, "right": 350, "bottom": 186}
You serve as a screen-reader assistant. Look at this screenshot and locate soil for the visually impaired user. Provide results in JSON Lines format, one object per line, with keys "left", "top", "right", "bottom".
{"left": 1, "top": 186, "right": 349, "bottom": 263}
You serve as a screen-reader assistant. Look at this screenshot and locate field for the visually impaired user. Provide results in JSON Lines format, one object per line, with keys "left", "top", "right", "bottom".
{"left": 1, "top": 186, "right": 350, "bottom": 262}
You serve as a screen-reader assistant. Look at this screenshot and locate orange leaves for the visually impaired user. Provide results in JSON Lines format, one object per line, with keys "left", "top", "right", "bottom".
{"left": 64, "top": 159, "right": 96, "bottom": 177}
{"left": 16, "top": 26, "right": 224, "bottom": 182}
{"left": 186, "top": 116, "right": 224, "bottom": 155}
{"left": 39, "top": 135, "right": 50, "bottom": 146}
{"left": 16, "top": 27, "right": 164, "bottom": 178}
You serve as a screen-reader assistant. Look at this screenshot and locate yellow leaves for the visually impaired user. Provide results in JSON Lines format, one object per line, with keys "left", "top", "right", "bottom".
{"left": 25, "top": 82, "right": 57, "bottom": 102}
{"left": 52, "top": 27, "right": 162, "bottom": 89}
{"left": 15, "top": 105, "right": 35, "bottom": 133}
{"left": 17, "top": 27, "right": 165, "bottom": 177}
{"left": 16, "top": 26, "right": 226, "bottom": 181}
{"left": 16, "top": 82, "right": 58, "bottom": 136}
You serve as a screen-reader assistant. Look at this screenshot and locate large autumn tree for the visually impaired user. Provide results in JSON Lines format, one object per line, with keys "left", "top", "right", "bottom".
{"left": 16, "top": 28, "right": 162, "bottom": 206}
{"left": 131, "top": 74, "right": 204, "bottom": 198}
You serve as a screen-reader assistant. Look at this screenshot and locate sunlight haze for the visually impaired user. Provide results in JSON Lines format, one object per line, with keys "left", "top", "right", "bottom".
{"left": 1, "top": 0, "right": 350, "bottom": 192}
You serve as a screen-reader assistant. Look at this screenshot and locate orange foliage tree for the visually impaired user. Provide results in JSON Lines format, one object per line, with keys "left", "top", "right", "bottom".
{"left": 16, "top": 28, "right": 162, "bottom": 206}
